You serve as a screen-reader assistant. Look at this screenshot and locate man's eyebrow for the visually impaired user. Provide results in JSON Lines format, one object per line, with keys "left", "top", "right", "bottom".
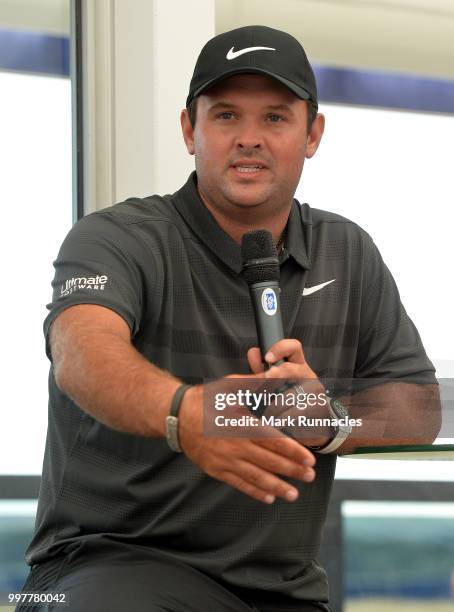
{"left": 206, "top": 101, "right": 239, "bottom": 112}
{"left": 264, "top": 104, "right": 295, "bottom": 112}
{"left": 206, "top": 101, "right": 295, "bottom": 113}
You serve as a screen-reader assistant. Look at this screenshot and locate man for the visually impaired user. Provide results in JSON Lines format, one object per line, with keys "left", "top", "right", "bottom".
{"left": 19, "top": 25, "right": 439, "bottom": 612}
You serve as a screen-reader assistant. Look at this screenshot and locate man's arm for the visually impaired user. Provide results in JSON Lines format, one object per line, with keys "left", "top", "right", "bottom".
{"left": 51, "top": 303, "right": 180, "bottom": 438}
{"left": 50, "top": 303, "right": 317, "bottom": 504}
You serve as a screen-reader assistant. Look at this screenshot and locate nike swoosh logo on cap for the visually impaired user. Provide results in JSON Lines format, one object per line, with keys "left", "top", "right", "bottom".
{"left": 226, "top": 46, "right": 276, "bottom": 60}
{"left": 303, "top": 279, "right": 336, "bottom": 296}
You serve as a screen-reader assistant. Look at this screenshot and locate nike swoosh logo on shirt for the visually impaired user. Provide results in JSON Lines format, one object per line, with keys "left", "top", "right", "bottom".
{"left": 303, "top": 279, "right": 336, "bottom": 296}
{"left": 226, "top": 46, "right": 276, "bottom": 60}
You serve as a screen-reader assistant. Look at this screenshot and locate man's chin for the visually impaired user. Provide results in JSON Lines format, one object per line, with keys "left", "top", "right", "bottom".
{"left": 224, "top": 187, "right": 272, "bottom": 209}
{"left": 229, "top": 198, "right": 266, "bottom": 209}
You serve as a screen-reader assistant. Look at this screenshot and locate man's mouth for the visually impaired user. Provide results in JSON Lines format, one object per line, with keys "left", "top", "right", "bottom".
{"left": 231, "top": 161, "right": 267, "bottom": 173}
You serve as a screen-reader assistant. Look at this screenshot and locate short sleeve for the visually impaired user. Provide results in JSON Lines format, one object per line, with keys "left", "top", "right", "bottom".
{"left": 354, "top": 232, "right": 436, "bottom": 384}
{"left": 43, "top": 212, "right": 146, "bottom": 360}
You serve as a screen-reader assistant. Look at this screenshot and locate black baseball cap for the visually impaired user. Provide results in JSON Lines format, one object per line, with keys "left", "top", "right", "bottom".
{"left": 186, "top": 25, "right": 318, "bottom": 110}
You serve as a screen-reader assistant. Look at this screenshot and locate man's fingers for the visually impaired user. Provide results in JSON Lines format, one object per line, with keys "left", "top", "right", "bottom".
{"left": 222, "top": 462, "right": 300, "bottom": 503}
{"left": 259, "top": 434, "right": 316, "bottom": 467}
{"left": 202, "top": 436, "right": 316, "bottom": 503}
{"left": 247, "top": 347, "right": 265, "bottom": 373}
{"left": 265, "top": 339, "right": 308, "bottom": 367}
{"left": 246, "top": 444, "right": 316, "bottom": 483}
{"left": 220, "top": 471, "right": 277, "bottom": 505}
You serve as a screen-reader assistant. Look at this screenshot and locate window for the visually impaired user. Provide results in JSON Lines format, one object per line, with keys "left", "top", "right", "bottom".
{"left": 0, "top": 2, "right": 74, "bottom": 476}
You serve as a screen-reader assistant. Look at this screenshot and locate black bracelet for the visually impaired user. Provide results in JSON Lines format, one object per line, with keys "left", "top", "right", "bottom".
{"left": 165, "top": 384, "right": 192, "bottom": 452}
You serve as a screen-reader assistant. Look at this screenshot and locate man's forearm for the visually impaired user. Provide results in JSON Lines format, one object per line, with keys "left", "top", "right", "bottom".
{"left": 52, "top": 322, "right": 180, "bottom": 438}
{"left": 270, "top": 381, "right": 441, "bottom": 455}
{"left": 337, "top": 382, "right": 442, "bottom": 455}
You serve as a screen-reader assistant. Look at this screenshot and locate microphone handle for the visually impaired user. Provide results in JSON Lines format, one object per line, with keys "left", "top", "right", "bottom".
{"left": 249, "top": 280, "right": 285, "bottom": 368}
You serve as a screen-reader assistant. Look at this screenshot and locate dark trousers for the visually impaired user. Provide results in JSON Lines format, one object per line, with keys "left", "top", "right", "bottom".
{"left": 17, "top": 540, "right": 331, "bottom": 612}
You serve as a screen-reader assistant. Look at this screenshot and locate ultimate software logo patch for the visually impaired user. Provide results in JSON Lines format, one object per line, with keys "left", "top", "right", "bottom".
{"left": 60, "top": 275, "right": 108, "bottom": 297}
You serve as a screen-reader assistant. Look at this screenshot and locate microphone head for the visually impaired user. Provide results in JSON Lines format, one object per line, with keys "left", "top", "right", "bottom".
{"left": 241, "top": 229, "right": 280, "bottom": 285}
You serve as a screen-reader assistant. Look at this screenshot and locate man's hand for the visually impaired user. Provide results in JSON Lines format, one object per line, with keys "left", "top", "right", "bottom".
{"left": 249, "top": 339, "right": 334, "bottom": 447}
{"left": 247, "top": 338, "right": 319, "bottom": 381}
{"left": 178, "top": 339, "right": 322, "bottom": 505}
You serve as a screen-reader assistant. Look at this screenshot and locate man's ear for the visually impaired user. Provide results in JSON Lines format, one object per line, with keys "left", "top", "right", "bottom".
{"left": 305, "top": 113, "right": 325, "bottom": 159}
{"left": 181, "top": 109, "right": 195, "bottom": 155}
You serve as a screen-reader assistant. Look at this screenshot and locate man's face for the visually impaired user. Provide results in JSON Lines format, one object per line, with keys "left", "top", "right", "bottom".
{"left": 181, "top": 74, "right": 324, "bottom": 221}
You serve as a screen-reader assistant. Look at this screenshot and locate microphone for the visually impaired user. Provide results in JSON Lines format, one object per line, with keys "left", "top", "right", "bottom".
{"left": 241, "top": 229, "right": 285, "bottom": 368}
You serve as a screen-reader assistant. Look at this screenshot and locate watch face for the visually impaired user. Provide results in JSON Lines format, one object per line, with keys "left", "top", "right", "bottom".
{"left": 331, "top": 398, "right": 348, "bottom": 418}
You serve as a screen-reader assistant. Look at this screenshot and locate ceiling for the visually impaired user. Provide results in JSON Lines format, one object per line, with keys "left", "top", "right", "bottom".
{"left": 216, "top": 0, "right": 454, "bottom": 80}
{"left": 0, "top": 0, "right": 70, "bottom": 34}
{"left": 0, "top": 0, "right": 452, "bottom": 79}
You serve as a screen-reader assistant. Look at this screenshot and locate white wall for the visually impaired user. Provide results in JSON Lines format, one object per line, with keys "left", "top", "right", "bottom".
{"left": 298, "top": 102, "right": 454, "bottom": 374}
{"left": 82, "top": 0, "right": 215, "bottom": 212}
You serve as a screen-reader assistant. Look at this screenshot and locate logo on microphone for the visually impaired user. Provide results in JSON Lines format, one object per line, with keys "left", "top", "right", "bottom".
{"left": 261, "top": 288, "right": 277, "bottom": 316}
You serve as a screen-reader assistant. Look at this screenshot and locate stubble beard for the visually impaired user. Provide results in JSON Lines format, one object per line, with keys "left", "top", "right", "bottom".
{"left": 200, "top": 171, "right": 294, "bottom": 224}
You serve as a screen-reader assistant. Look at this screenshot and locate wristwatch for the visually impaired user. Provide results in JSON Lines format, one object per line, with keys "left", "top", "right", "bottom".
{"left": 310, "top": 398, "right": 353, "bottom": 454}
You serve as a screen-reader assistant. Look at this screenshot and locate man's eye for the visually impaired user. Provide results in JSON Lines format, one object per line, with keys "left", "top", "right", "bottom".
{"left": 268, "top": 114, "right": 284, "bottom": 122}
{"left": 218, "top": 112, "right": 234, "bottom": 120}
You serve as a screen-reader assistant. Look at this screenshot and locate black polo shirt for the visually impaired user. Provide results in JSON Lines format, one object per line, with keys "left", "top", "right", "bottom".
{"left": 26, "top": 172, "right": 436, "bottom": 604}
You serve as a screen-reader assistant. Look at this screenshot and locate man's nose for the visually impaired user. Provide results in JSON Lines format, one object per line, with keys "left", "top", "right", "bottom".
{"left": 235, "top": 121, "right": 264, "bottom": 149}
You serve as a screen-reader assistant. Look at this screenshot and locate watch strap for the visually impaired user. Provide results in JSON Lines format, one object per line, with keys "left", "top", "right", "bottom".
{"left": 311, "top": 398, "right": 353, "bottom": 454}
{"left": 166, "top": 384, "right": 192, "bottom": 452}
